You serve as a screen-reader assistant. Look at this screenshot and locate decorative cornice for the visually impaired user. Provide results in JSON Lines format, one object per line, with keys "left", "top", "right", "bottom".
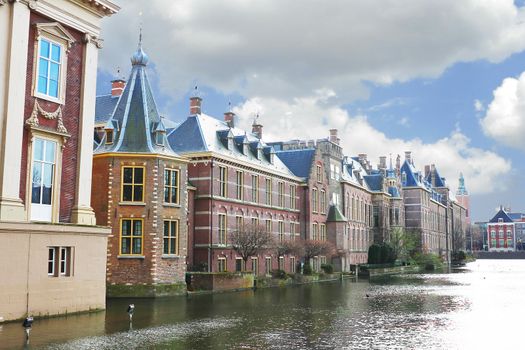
{"left": 83, "top": 33, "right": 103, "bottom": 48}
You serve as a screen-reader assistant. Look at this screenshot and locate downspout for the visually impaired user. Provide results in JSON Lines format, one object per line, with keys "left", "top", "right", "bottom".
{"left": 209, "top": 159, "right": 214, "bottom": 272}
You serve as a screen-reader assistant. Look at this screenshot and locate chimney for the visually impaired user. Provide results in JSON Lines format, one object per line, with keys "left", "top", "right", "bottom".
{"left": 190, "top": 96, "right": 202, "bottom": 115}
{"left": 424, "top": 165, "right": 430, "bottom": 178}
{"left": 307, "top": 140, "right": 315, "bottom": 148}
{"left": 430, "top": 164, "right": 436, "bottom": 186}
{"left": 379, "top": 156, "right": 387, "bottom": 170}
{"left": 224, "top": 111, "right": 235, "bottom": 128}
{"left": 111, "top": 79, "right": 125, "bottom": 97}
{"left": 252, "top": 121, "right": 263, "bottom": 139}
{"left": 396, "top": 154, "right": 401, "bottom": 171}
{"left": 405, "top": 151, "right": 412, "bottom": 164}
{"left": 329, "top": 129, "right": 338, "bottom": 144}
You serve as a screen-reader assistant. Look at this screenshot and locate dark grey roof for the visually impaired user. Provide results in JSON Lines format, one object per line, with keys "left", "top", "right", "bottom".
{"left": 275, "top": 149, "right": 315, "bottom": 178}
{"left": 364, "top": 174, "right": 383, "bottom": 192}
{"left": 95, "top": 94, "right": 119, "bottom": 125}
{"left": 489, "top": 208, "right": 514, "bottom": 223}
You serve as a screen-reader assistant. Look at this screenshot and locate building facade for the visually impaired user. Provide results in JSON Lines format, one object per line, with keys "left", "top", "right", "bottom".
{"left": 487, "top": 208, "right": 515, "bottom": 252}
{"left": 92, "top": 42, "right": 190, "bottom": 296}
{"left": 0, "top": 0, "right": 118, "bottom": 321}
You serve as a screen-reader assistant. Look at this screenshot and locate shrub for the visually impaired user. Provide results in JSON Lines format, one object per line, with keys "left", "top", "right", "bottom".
{"left": 271, "top": 269, "right": 287, "bottom": 279}
{"left": 368, "top": 243, "right": 396, "bottom": 264}
{"left": 321, "top": 264, "right": 334, "bottom": 274}
{"left": 452, "top": 250, "right": 466, "bottom": 262}
{"left": 414, "top": 252, "right": 444, "bottom": 271}
{"left": 303, "top": 264, "right": 313, "bottom": 275}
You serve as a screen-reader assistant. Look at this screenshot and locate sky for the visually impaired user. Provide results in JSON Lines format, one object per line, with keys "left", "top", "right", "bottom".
{"left": 96, "top": 0, "right": 525, "bottom": 222}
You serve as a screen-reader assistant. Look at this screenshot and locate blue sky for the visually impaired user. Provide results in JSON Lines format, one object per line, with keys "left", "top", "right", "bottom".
{"left": 97, "top": 0, "right": 525, "bottom": 222}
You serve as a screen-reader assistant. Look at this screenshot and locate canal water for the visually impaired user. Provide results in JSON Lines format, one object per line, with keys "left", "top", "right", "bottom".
{"left": 1, "top": 259, "right": 524, "bottom": 349}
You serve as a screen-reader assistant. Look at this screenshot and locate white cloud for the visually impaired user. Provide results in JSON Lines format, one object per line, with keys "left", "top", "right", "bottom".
{"left": 99, "top": 0, "right": 525, "bottom": 100}
{"left": 398, "top": 116, "right": 410, "bottom": 127}
{"left": 233, "top": 95, "right": 511, "bottom": 194}
{"left": 474, "top": 99, "right": 484, "bottom": 112}
{"left": 481, "top": 72, "right": 525, "bottom": 150}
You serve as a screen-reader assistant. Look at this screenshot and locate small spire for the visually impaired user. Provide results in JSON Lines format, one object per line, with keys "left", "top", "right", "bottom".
{"left": 228, "top": 100, "right": 232, "bottom": 112}
{"left": 389, "top": 153, "right": 393, "bottom": 170}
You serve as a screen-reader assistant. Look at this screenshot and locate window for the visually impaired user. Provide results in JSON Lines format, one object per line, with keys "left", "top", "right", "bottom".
{"left": 265, "top": 257, "right": 272, "bottom": 275}
{"left": 312, "top": 189, "right": 318, "bottom": 213}
{"left": 491, "top": 239, "right": 496, "bottom": 247}
{"left": 120, "top": 219, "right": 143, "bottom": 255}
{"left": 251, "top": 175, "right": 259, "bottom": 203}
{"left": 48, "top": 247, "right": 72, "bottom": 277}
{"left": 105, "top": 129, "right": 113, "bottom": 144}
{"left": 507, "top": 230, "right": 513, "bottom": 238}
{"left": 31, "top": 137, "right": 57, "bottom": 221}
{"left": 499, "top": 239, "right": 504, "bottom": 247}
{"left": 265, "top": 178, "right": 272, "bottom": 205}
{"left": 332, "top": 193, "right": 340, "bottom": 206}
{"left": 290, "top": 256, "right": 296, "bottom": 273}
{"left": 163, "top": 220, "right": 179, "bottom": 255}
{"left": 251, "top": 257, "right": 259, "bottom": 275}
{"left": 236, "top": 171, "right": 244, "bottom": 200}
{"left": 218, "top": 257, "right": 227, "bottom": 272}
{"left": 37, "top": 38, "right": 62, "bottom": 99}
{"left": 290, "top": 185, "right": 296, "bottom": 209}
{"left": 312, "top": 223, "right": 319, "bottom": 240}
{"left": 373, "top": 206, "right": 379, "bottom": 227}
{"left": 278, "top": 256, "right": 285, "bottom": 270}
{"left": 330, "top": 164, "right": 335, "bottom": 179}
{"left": 235, "top": 258, "right": 245, "bottom": 272}
{"left": 251, "top": 217, "right": 259, "bottom": 227}
{"left": 266, "top": 219, "right": 272, "bottom": 234}
{"left": 236, "top": 216, "right": 243, "bottom": 232}
{"left": 290, "top": 222, "right": 297, "bottom": 240}
{"left": 278, "top": 182, "right": 285, "bottom": 207}
{"left": 219, "top": 166, "right": 227, "bottom": 197}
{"left": 316, "top": 165, "right": 323, "bottom": 182}
{"left": 48, "top": 248, "right": 56, "bottom": 276}
{"left": 320, "top": 224, "right": 326, "bottom": 241}
{"left": 164, "top": 169, "right": 179, "bottom": 204}
{"left": 320, "top": 190, "right": 326, "bottom": 214}
{"left": 218, "top": 214, "right": 227, "bottom": 245}
{"left": 278, "top": 221, "right": 285, "bottom": 242}
{"left": 122, "top": 166, "right": 144, "bottom": 202}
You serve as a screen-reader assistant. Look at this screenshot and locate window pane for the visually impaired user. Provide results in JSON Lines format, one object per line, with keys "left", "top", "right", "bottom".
{"left": 172, "top": 171, "right": 178, "bottom": 187}
{"left": 39, "top": 59, "right": 49, "bottom": 79}
{"left": 164, "top": 187, "right": 170, "bottom": 202}
{"left": 122, "top": 220, "right": 131, "bottom": 236}
{"left": 38, "top": 76, "right": 48, "bottom": 94}
{"left": 122, "top": 185, "right": 133, "bottom": 201}
{"left": 51, "top": 44, "right": 61, "bottom": 62}
{"left": 171, "top": 221, "right": 177, "bottom": 237}
{"left": 164, "top": 170, "right": 171, "bottom": 186}
{"left": 134, "top": 185, "right": 143, "bottom": 201}
{"left": 163, "top": 238, "right": 169, "bottom": 254}
{"left": 34, "top": 139, "right": 44, "bottom": 161}
{"left": 45, "top": 141, "right": 56, "bottom": 163}
{"left": 121, "top": 238, "right": 131, "bottom": 254}
{"left": 164, "top": 221, "right": 169, "bottom": 236}
{"left": 123, "top": 168, "right": 133, "bottom": 183}
{"left": 133, "top": 220, "right": 142, "bottom": 236}
{"left": 40, "top": 39, "right": 50, "bottom": 58}
{"left": 170, "top": 238, "right": 175, "bottom": 254}
{"left": 31, "top": 165, "right": 42, "bottom": 204}
{"left": 132, "top": 238, "right": 142, "bottom": 254}
{"left": 134, "top": 168, "right": 143, "bottom": 183}
{"left": 50, "top": 62, "right": 59, "bottom": 81}
{"left": 171, "top": 188, "right": 178, "bottom": 204}
{"left": 42, "top": 163, "right": 53, "bottom": 205}
{"left": 49, "top": 80, "right": 58, "bottom": 98}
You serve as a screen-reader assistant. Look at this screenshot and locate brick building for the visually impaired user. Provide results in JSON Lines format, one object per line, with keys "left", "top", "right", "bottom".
{"left": 92, "top": 41, "right": 189, "bottom": 296}
{"left": 167, "top": 106, "right": 302, "bottom": 275}
{"left": 487, "top": 207, "right": 515, "bottom": 252}
{"left": 0, "top": 0, "right": 118, "bottom": 321}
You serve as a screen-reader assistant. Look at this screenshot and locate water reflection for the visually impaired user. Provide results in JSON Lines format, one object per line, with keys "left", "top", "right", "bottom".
{"left": 2, "top": 260, "right": 525, "bottom": 349}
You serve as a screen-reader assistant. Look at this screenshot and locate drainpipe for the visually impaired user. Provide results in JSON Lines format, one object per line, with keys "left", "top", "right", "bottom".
{"left": 209, "top": 159, "right": 214, "bottom": 272}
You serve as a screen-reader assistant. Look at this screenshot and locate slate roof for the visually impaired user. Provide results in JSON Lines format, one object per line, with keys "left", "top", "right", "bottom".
{"left": 341, "top": 156, "right": 368, "bottom": 189}
{"left": 508, "top": 212, "right": 525, "bottom": 221}
{"left": 94, "top": 44, "right": 178, "bottom": 157}
{"left": 364, "top": 174, "right": 383, "bottom": 192}
{"left": 425, "top": 166, "right": 446, "bottom": 187}
{"left": 95, "top": 94, "right": 119, "bottom": 125}
{"left": 489, "top": 208, "right": 514, "bottom": 223}
{"left": 327, "top": 204, "right": 347, "bottom": 222}
{"left": 167, "top": 113, "right": 296, "bottom": 177}
{"left": 275, "top": 149, "right": 316, "bottom": 179}
{"left": 400, "top": 160, "right": 424, "bottom": 187}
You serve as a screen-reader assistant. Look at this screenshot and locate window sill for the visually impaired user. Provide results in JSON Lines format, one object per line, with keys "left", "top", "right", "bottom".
{"left": 118, "top": 202, "right": 146, "bottom": 206}
{"left": 34, "top": 92, "right": 63, "bottom": 105}
{"left": 118, "top": 255, "right": 145, "bottom": 259}
{"left": 163, "top": 203, "right": 181, "bottom": 208}
{"left": 161, "top": 254, "right": 184, "bottom": 259}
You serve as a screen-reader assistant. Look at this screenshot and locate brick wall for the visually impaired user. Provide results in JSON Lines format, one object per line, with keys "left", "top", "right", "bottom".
{"left": 21, "top": 13, "right": 84, "bottom": 222}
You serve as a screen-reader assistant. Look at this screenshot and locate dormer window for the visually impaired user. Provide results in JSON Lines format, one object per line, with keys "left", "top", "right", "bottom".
{"left": 498, "top": 218, "right": 503, "bottom": 223}
{"left": 270, "top": 153, "right": 275, "bottom": 164}
{"left": 257, "top": 148, "right": 263, "bottom": 160}
{"left": 155, "top": 131, "right": 164, "bottom": 146}
{"left": 402, "top": 172, "right": 407, "bottom": 185}
{"left": 243, "top": 142, "right": 249, "bottom": 155}
{"left": 105, "top": 129, "right": 113, "bottom": 144}
{"left": 228, "top": 137, "right": 234, "bottom": 150}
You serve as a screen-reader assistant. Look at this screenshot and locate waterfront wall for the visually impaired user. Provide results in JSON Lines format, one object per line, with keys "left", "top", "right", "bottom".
{"left": 475, "top": 251, "right": 525, "bottom": 259}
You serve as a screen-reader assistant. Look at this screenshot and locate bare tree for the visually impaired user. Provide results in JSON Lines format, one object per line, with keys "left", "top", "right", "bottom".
{"left": 302, "top": 240, "right": 336, "bottom": 264}
{"left": 230, "top": 223, "right": 274, "bottom": 268}
{"left": 275, "top": 238, "right": 304, "bottom": 258}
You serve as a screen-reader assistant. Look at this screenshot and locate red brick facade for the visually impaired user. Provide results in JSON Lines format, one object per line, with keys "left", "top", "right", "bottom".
{"left": 21, "top": 12, "right": 83, "bottom": 222}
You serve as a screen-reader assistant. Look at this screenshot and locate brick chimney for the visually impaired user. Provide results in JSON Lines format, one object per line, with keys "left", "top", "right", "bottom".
{"left": 224, "top": 111, "right": 235, "bottom": 128}
{"left": 424, "top": 165, "right": 431, "bottom": 178}
{"left": 111, "top": 79, "right": 125, "bottom": 97}
{"left": 329, "top": 129, "right": 339, "bottom": 144}
{"left": 379, "top": 156, "right": 387, "bottom": 170}
{"left": 190, "top": 96, "right": 202, "bottom": 115}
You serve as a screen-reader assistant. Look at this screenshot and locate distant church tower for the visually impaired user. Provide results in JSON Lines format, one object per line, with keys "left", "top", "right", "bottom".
{"left": 456, "top": 173, "right": 470, "bottom": 225}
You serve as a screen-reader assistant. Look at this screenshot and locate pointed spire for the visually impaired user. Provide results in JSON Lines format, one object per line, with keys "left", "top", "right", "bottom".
{"left": 131, "top": 25, "right": 149, "bottom": 66}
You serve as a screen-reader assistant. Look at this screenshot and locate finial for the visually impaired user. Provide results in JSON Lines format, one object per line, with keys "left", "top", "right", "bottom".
{"left": 228, "top": 100, "right": 232, "bottom": 112}
{"left": 130, "top": 20, "right": 149, "bottom": 66}
{"left": 192, "top": 84, "right": 200, "bottom": 98}
{"left": 138, "top": 11, "right": 143, "bottom": 48}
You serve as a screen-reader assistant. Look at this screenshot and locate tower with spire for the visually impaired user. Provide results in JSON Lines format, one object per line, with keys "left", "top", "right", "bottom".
{"left": 456, "top": 172, "right": 470, "bottom": 225}
{"left": 91, "top": 36, "right": 191, "bottom": 297}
